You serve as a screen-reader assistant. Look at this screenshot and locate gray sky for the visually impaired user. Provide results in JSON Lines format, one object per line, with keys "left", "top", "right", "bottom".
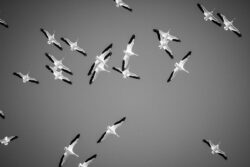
{"left": 0, "top": 0, "right": 250, "bottom": 167}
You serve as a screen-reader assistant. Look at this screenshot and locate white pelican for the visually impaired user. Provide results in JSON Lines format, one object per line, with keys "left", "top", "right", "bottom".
{"left": 89, "top": 61, "right": 110, "bottom": 85}
{"left": 217, "top": 13, "right": 242, "bottom": 37}
{"left": 88, "top": 43, "right": 112, "bottom": 76}
{"left": 40, "top": 28, "right": 63, "bottom": 50}
{"left": 61, "top": 37, "right": 87, "bottom": 56}
{"left": 114, "top": 0, "right": 132, "bottom": 12}
{"left": 45, "top": 53, "right": 73, "bottom": 75}
{"left": 0, "top": 136, "right": 18, "bottom": 146}
{"left": 59, "top": 134, "right": 80, "bottom": 167}
{"left": 97, "top": 117, "right": 126, "bottom": 143}
{"left": 167, "top": 51, "right": 191, "bottom": 83}
{"left": 197, "top": 3, "right": 221, "bottom": 27}
{"left": 203, "top": 139, "right": 228, "bottom": 160}
{"left": 46, "top": 65, "right": 72, "bottom": 85}
{"left": 13, "top": 72, "right": 39, "bottom": 84}
{"left": 122, "top": 34, "right": 138, "bottom": 70}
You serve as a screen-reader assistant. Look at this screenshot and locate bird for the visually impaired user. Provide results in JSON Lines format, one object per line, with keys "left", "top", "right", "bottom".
{"left": 40, "top": 28, "right": 63, "bottom": 50}
{"left": 122, "top": 34, "right": 138, "bottom": 70}
{"left": 0, "top": 110, "right": 5, "bottom": 119}
{"left": 13, "top": 72, "right": 39, "bottom": 84}
{"left": 197, "top": 3, "right": 222, "bottom": 27}
{"left": 59, "top": 134, "right": 80, "bottom": 167}
{"left": 45, "top": 52, "right": 73, "bottom": 75}
{"left": 89, "top": 61, "right": 110, "bottom": 85}
{"left": 167, "top": 51, "right": 191, "bottom": 83}
{"left": 88, "top": 43, "right": 113, "bottom": 76}
{"left": 203, "top": 139, "right": 228, "bottom": 160}
{"left": 0, "top": 18, "right": 8, "bottom": 28}
{"left": 153, "top": 29, "right": 178, "bottom": 59}
{"left": 61, "top": 37, "right": 87, "bottom": 56}
{"left": 46, "top": 65, "right": 72, "bottom": 85}
{"left": 114, "top": 0, "right": 132, "bottom": 12}
{"left": 97, "top": 117, "right": 126, "bottom": 143}
{"left": 0, "top": 136, "right": 18, "bottom": 146}
{"left": 112, "top": 66, "right": 140, "bottom": 80}
{"left": 78, "top": 154, "right": 97, "bottom": 167}
{"left": 153, "top": 29, "right": 181, "bottom": 42}
{"left": 217, "top": 13, "right": 242, "bottom": 37}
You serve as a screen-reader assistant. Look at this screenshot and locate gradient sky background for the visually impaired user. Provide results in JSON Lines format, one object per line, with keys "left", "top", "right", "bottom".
{"left": 0, "top": 0, "right": 250, "bottom": 166}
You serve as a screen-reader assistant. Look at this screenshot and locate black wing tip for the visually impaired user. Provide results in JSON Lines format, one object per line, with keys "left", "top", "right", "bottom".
{"left": 62, "top": 69, "right": 73, "bottom": 75}
{"left": 88, "top": 64, "right": 95, "bottom": 76}
{"left": 219, "top": 153, "right": 228, "bottom": 160}
{"left": 212, "top": 20, "right": 222, "bottom": 27}
{"left": 102, "top": 43, "right": 113, "bottom": 54}
{"left": 29, "top": 80, "right": 39, "bottom": 84}
{"left": 172, "top": 39, "right": 181, "bottom": 42}
{"left": 0, "top": 22, "right": 9, "bottom": 28}
{"left": 11, "top": 136, "right": 18, "bottom": 141}
{"left": 233, "top": 30, "right": 242, "bottom": 37}
{"left": 63, "top": 79, "right": 72, "bottom": 85}
{"left": 54, "top": 43, "right": 63, "bottom": 51}
{"left": 217, "top": 13, "right": 223, "bottom": 21}
{"left": 165, "top": 50, "right": 174, "bottom": 59}
{"left": 122, "top": 6, "right": 133, "bottom": 12}
{"left": 128, "top": 34, "right": 136, "bottom": 44}
{"left": 130, "top": 76, "right": 140, "bottom": 80}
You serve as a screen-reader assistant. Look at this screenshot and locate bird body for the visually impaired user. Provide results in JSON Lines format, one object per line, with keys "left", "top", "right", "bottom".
{"left": 114, "top": 0, "right": 132, "bottom": 12}
{"left": 13, "top": 72, "right": 39, "bottom": 84}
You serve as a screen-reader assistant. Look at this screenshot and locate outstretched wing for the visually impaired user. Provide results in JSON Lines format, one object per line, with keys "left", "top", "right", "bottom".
{"left": 0, "top": 111, "right": 5, "bottom": 119}
{"left": 29, "top": 78, "right": 39, "bottom": 84}
{"left": 202, "top": 139, "right": 212, "bottom": 147}
{"left": 218, "top": 152, "right": 228, "bottom": 160}
{"left": 197, "top": 3, "right": 207, "bottom": 14}
{"left": 40, "top": 28, "right": 50, "bottom": 39}
{"left": 13, "top": 72, "right": 23, "bottom": 79}
{"left": 182, "top": 51, "right": 191, "bottom": 61}
{"left": 229, "top": 24, "right": 242, "bottom": 37}
{"left": 69, "top": 133, "right": 80, "bottom": 149}
{"left": 45, "top": 52, "right": 56, "bottom": 63}
{"left": 85, "top": 154, "right": 97, "bottom": 165}
{"left": 53, "top": 40, "right": 63, "bottom": 51}
{"left": 164, "top": 47, "right": 174, "bottom": 59}
{"left": 153, "top": 29, "right": 161, "bottom": 41}
{"left": 10, "top": 136, "right": 18, "bottom": 141}
{"left": 75, "top": 47, "right": 87, "bottom": 56}
{"left": 60, "top": 37, "right": 72, "bottom": 46}
{"left": 114, "top": 117, "right": 126, "bottom": 126}
{"left": 121, "top": 3, "right": 132, "bottom": 12}
{"left": 112, "top": 67, "right": 122, "bottom": 74}
{"left": 88, "top": 63, "right": 96, "bottom": 76}
{"left": 97, "top": 131, "right": 107, "bottom": 143}
{"left": 59, "top": 154, "right": 68, "bottom": 167}
{"left": 89, "top": 71, "right": 97, "bottom": 85}
{"left": 129, "top": 72, "right": 140, "bottom": 80}
{"left": 45, "top": 65, "right": 54, "bottom": 73}
{"left": 102, "top": 43, "right": 113, "bottom": 54}
{"left": 167, "top": 71, "right": 174, "bottom": 83}
{"left": 0, "top": 19, "right": 8, "bottom": 28}
{"left": 217, "top": 13, "right": 226, "bottom": 22}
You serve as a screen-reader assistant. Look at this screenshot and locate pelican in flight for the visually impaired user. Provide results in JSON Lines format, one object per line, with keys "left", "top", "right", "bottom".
{"left": 203, "top": 139, "right": 228, "bottom": 160}
{"left": 153, "top": 29, "right": 181, "bottom": 42}
{"left": 89, "top": 61, "right": 110, "bottom": 85}
{"left": 59, "top": 134, "right": 80, "bottom": 167}
{"left": 197, "top": 3, "right": 221, "bottom": 27}
{"left": 45, "top": 53, "right": 73, "bottom": 75}
{"left": 0, "top": 136, "right": 18, "bottom": 146}
{"left": 46, "top": 65, "right": 72, "bottom": 85}
{"left": 61, "top": 37, "right": 87, "bottom": 56}
{"left": 0, "top": 110, "right": 5, "bottom": 119}
{"left": 97, "top": 117, "right": 126, "bottom": 143}
{"left": 13, "top": 72, "right": 39, "bottom": 84}
{"left": 40, "top": 28, "right": 63, "bottom": 50}
{"left": 122, "top": 34, "right": 138, "bottom": 70}
{"left": 114, "top": 0, "right": 132, "bottom": 12}
{"left": 217, "top": 13, "right": 242, "bottom": 37}
{"left": 88, "top": 43, "right": 112, "bottom": 76}
{"left": 167, "top": 51, "right": 191, "bottom": 83}
{"left": 0, "top": 18, "right": 8, "bottom": 28}
{"left": 78, "top": 154, "right": 97, "bottom": 167}
{"left": 112, "top": 65, "right": 140, "bottom": 80}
